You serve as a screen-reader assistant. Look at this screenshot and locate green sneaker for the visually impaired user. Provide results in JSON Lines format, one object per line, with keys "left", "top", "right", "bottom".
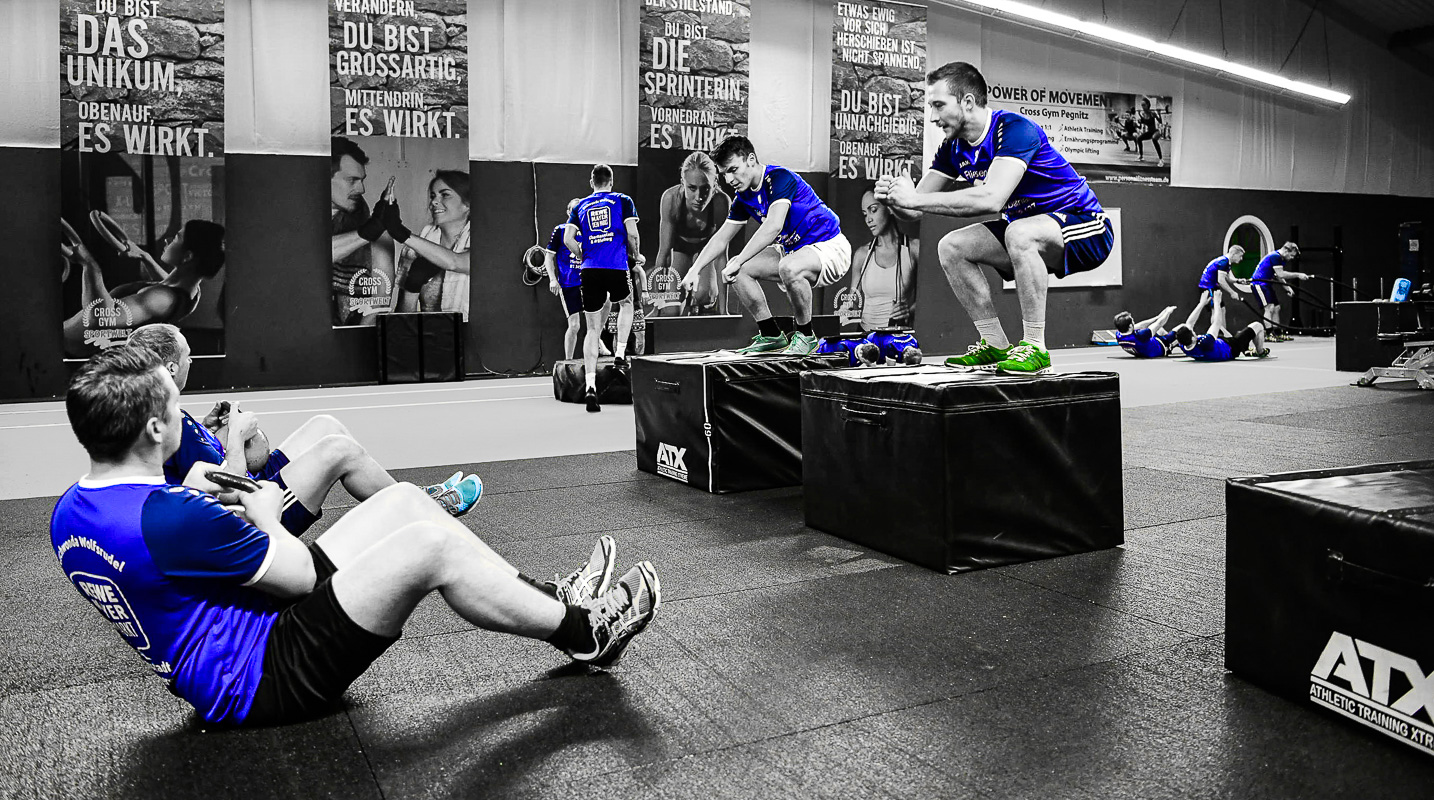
{"left": 944, "top": 338, "right": 1012, "bottom": 368}
{"left": 735, "top": 332, "right": 790, "bottom": 354}
{"left": 995, "top": 341, "right": 1052, "bottom": 374}
{"left": 780, "top": 331, "right": 818, "bottom": 355}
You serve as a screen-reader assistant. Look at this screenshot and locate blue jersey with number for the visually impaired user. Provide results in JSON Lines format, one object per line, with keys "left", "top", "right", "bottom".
{"left": 569, "top": 192, "right": 637, "bottom": 271}
{"left": 727, "top": 165, "right": 841, "bottom": 252}
{"left": 1252, "top": 251, "right": 1283, "bottom": 284}
{"left": 545, "top": 225, "right": 580, "bottom": 288}
{"left": 50, "top": 477, "right": 277, "bottom": 724}
{"left": 929, "top": 109, "right": 1103, "bottom": 221}
{"left": 1185, "top": 334, "right": 1234, "bottom": 361}
{"left": 1199, "top": 255, "right": 1231, "bottom": 290}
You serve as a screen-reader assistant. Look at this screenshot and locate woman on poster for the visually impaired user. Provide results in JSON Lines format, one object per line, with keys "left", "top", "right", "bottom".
{"left": 1135, "top": 98, "right": 1165, "bottom": 168}
{"left": 391, "top": 170, "right": 472, "bottom": 321}
{"left": 651, "top": 152, "right": 730, "bottom": 316}
{"left": 842, "top": 186, "right": 919, "bottom": 331}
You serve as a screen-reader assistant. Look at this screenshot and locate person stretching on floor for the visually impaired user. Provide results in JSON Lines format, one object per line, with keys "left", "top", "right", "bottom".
{"left": 50, "top": 345, "right": 660, "bottom": 726}
{"left": 127, "top": 324, "right": 482, "bottom": 534}
{"left": 1172, "top": 320, "right": 1270, "bottom": 362}
{"left": 1113, "top": 306, "right": 1180, "bottom": 358}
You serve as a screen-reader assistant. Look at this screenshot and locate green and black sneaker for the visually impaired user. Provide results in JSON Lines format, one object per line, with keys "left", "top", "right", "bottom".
{"left": 944, "top": 338, "right": 1012, "bottom": 369}
{"left": 995, "top": 341, "right": 1053, "bottom": 374}
{"left": 735, "top": 332, "right": 790, "bottom": 354}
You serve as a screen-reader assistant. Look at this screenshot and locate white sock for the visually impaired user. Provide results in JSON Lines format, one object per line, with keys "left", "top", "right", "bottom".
{"left": 585, "top": 372, "right": 597, "bottom": 391}
{"left": 615, "top": 341, "right": 626, "bottom": 359}
{"left": 974, "top": 318, "right": 1009, "bottom": 349}
{"left": 1022, "top": 320, "right": 1046, "bottom": 350}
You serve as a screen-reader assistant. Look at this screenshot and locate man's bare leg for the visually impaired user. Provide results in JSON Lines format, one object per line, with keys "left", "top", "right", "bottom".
{"left": 936, "top": 223, "right": 1014, "bottom": 343}
{"left": 729, "top": 247, "right": 783, "bottom": 321}
{"left": 1002, "top": 215, "right": 1065, "bottom": 349}
{"left": 777, "top": 248, "right": 824, "bottom": 326}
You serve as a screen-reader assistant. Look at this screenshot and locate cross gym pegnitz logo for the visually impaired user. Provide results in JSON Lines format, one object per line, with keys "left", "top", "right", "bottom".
{"left": 349, "top": 267, "right": 394, "bottom": 311}
{"left": 1308, "top": 631, "right": 1434, "bottom": 755}
{"left": 656, "top": 442, "right": 688, "bottom": 483}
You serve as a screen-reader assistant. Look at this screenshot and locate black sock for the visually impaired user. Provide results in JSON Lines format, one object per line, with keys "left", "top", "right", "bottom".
{"left": 545, "top": 604, "right": 595, "bottom": 653}
{"left": 518, "top": 572, "right": 558, "bottom": 597}
{"left": 756, "top": 317, "right": 779, "bottom": 337}
{"left": 796, "top": 322, "right": 813, "bottom": 336}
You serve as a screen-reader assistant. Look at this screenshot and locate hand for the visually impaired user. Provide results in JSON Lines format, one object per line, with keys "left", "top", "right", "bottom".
{"left": 235, "top": 480, "right": 285, "bottom": 526}
{"left": 721, "top": 259, "right": 744, "bottom": 284}
{"left": 383, "top": 202, "right": 411, "bottom": 243}
{"left": 357, "top": 197, "right": 389, "bottom": 242}
{"left": 229, "top": 407, "right": 260, "bottom": 440}
{"left": 548, "top": 279, "right": 561, "bottom": 297}
{"left": 876, "top": 175, "right": 917, "bottom": 209}
{"left": 201, "top": 401, "right": 229, "bottom": 432}
{"left": 181, "top": 461, "right": 241, "bottom": 506}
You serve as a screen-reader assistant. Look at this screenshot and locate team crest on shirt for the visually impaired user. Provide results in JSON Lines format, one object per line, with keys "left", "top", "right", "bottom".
{"left": 587, "top": 205, "right": 611, "bottom": 231}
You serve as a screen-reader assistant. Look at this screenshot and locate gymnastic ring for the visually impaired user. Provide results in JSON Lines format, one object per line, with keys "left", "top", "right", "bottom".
{"left": 89, "top": 210, "right": 131, "bottom": 254}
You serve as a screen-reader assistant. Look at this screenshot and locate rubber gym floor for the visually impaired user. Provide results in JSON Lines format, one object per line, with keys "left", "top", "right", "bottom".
{"left": 2, "top": 338, "right": 1432, "bottom": 799}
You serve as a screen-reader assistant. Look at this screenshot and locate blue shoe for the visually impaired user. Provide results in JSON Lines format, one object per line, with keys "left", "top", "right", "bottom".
{"left": 424, "top": 471, "right": 463, "bottom": 499}
{"left": 434, "top": 473, "right": 483, "bottom": 517}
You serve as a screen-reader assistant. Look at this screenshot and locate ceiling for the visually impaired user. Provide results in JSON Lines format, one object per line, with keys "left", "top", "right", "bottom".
{"left": 1307, "top": 0, "right": 1434, "bottom": 74}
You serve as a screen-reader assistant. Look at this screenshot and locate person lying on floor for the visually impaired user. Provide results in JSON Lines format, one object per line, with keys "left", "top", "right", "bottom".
{"left": 1172, "top": 320, "right": 1270, "bottom": 362}
{"left": 1112, "top": 306, "right": 1180, "bottom": 358}
{"left": 50, "top": 345, "right": 661, "bottom": 726}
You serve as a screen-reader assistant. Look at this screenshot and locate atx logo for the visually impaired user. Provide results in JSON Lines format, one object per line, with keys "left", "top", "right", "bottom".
{"left": 1309, "top": 631, "right": 1434, "bottom": 754}
{"left": 656, "top": 442, "right": 688, "bottom": 483}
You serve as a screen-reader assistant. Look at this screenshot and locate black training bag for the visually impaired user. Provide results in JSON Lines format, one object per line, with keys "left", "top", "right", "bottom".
{"left": 633, "top": 351, "right": 848, "bottom": 493}
{"left": 801, "top": 366, "right": 1124, "bottom": 573}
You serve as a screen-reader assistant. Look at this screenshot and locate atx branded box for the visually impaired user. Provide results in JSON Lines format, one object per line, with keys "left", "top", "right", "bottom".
{"left": 1226, "top": 462, "right": 1434, "bottom": 758}
{"left": 801, "top": 366, "right": 1123, "bottom": 572}
{"left": 633, "top": 351, "right": 848, "bottom": 493}
{"left": 553, "top": 358, "right": 631, "bottom": 405}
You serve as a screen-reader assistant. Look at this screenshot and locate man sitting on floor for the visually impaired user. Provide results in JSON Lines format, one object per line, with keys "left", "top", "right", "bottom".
{"left": 50, "top": 345, "right": 661, "bottom": 726}
{"left": 128, "top": 323, "right": 481, "bottom": 534}
{"left": 1112, "top": 306, "right": 1180, "bottom": 358}
{"left": 1173, "top": 320, "right": 1270, "bottom": 362}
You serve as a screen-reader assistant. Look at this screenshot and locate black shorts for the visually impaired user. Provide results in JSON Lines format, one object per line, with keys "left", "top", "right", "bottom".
{"left": 1228, "top": 326, "right": 1259, "bottom": 354}
{"left": 560, "top": 283, "right": 583, "bottom": 316}
{"left": 580, "top": 268, "right": 631, "bottom": 312}
{"left": 242, "top": 543, "right": 397, "bottom": 726}
{"left": 252, "top": 449, "right": 322, "bottom": 535}
{"left": 983, "top": 212, "right": 1114, "bottom": 280}
{"left": 1252, "top": 282, "right": 1278, "bottom": 307}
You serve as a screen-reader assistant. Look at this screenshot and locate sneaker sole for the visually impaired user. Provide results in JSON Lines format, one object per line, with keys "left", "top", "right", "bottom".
{"left": 590, "top": 562, "right": 661, "bottom": 669}
{"left": 996, "top": 366, "right": 1055, "bottom": 375}
{"left": 594, "top": 536, "right": 617, "bottom": 598}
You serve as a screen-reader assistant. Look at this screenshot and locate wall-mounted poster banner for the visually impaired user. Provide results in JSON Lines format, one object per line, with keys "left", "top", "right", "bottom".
{"left": 330, "top": 0, "right": 469, "bottom": 328}
{"left": 59, "top": 0, "right": 227, "bottom": 360}
{"left": 636, "top": 0, "right": 751, "bottom": 320}
{"left": 828, "top": 0, "right": 926, "bottom": 331}
{"left": 988, "top": 85, "right": 1174, "bottom": 185}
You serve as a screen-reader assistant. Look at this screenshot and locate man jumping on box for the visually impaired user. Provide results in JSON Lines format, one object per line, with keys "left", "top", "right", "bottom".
{"left": 876, "top": 61, "right": 1113, "bottom": 373}
{"left": 679, "top": 136, "right": 851, "bottom": 355}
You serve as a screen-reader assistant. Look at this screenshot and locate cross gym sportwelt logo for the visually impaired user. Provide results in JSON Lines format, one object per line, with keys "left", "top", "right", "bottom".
{"left": 656, "top": 443, "right": 688, "bottom": 483}
{"left": 1308, "top": 631, "right": 1434, "bottom": 755}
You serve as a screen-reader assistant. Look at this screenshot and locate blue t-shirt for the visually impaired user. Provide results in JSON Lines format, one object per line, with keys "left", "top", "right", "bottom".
{"left": 1116, "top": 328, "right": 1172, "bottom": 358}
{"left": 163, "top": 410, "right": 228, "bottom": 485}
{"left": 1199, "top": 255, "right": 1232, "bottom": 290}
{"left": 568, "top": 192, "right": 637, "bottom": 271}
{"left": 544, "top": 225, "right": 580, "bottom": 288}
{"left": 1252, "top": 251, "right": 1283, "bottom": 284}
{"left": 727, "top": 165, "right": 841, "bottom": 252}
{"left": 1185, "top": 334, "right": 1234, "bottom": 361}
{"left": 50, "top": 477, "right": 277, "bottom": 724}
{"left": 929, "top": 109, "right": 1103, "bottom": 221}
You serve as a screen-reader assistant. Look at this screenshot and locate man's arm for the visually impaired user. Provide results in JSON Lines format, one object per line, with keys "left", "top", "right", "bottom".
{"left": 1217, "top": 270, "right": 1238, "bottom": 298}
{"left": 238, "top": 483, "right": 316, "bottom": 598}
{"left": 332, "top": 230, "right": 371, "bottom": 263}
{"left": 879, "top": 171, "right": 957, "bottom": 221}
{"left": 562, "top": 224, "right": 582, "bottom": 262}
{"left": 887, "top": 157, "right": 1026, "bottom": 218}
{"left": 729, "top": 200, "right": 790, "bottom": 265}
{"left": 625, "top": 217, "right": 641, "bottom": 263}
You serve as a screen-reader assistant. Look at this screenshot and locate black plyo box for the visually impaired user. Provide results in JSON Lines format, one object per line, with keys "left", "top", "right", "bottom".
{"left": 1226, "top": 462, "right": 1434, "bottom": 758}
{"left": 633, "top": 351, "right": 847, "bottom": 493}
{"left": 553, "top": 358, "right": 631, "bottom": 405}
{"left": 801, "top": 366, "right": 1124, "bottom": 573}
{"left": 377, "top": 312, "right": 463, "bottom": 383}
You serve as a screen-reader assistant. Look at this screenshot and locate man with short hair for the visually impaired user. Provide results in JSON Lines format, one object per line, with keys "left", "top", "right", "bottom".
{"left": 876, "top": 61, "right": 1113, "bottom": 373}
{"left": 1251, "top": 241, "right": 1309, "bottom": 334}
{"left": 565, "top": 164, "right": 640, "bottom": 413}
{"left": 678, "top": 135, "right": 850, "bottom": 355}
{"left": 1173, "top": 320, "right": 1270, "bottom": 362}
{"left": 1185, "top": 244, "right": 1244, "bottom": 335}
{"left": 545, "top": 198, "right": 610, "bottom": 361}
{"left": 1113, "top": 306, "right": 1180, "bottom": 358}
{"left": 330, "top": 136, "right": 399, "bottom": 326}
{"left": 127, "top": 324, "right": 482, "bottom": 532}
{"left": 50, "top": 346, "right": 660, "bottom": 726}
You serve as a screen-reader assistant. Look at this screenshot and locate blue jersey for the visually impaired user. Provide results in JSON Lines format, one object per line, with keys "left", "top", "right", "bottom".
{"left": 545, "top": 225, "right": 580, "bottom": 288}
{"left": 727, "top": 165, "right": 841, "bottom": 252}
{"left": 929, "top": 109, "right": 1103, "bottom": 221}
{"left": 1199, "top": 255, "right": 1231, "bottom": 290}
{"left": 164, "top": 410, "right": 228, "bottom": 485}
{"left": 1185, "top": 334, "right": 1234, "bottom": 361}
{"left": 1116, "top": 328, "right": 1174, "bottom": 358}
{"left": 50, "top": 477, "right": 277, "bottom": 724}
{"left": 569, "top": 192, "right": 637, "bottom": 271}
{"left": 1252, "top": 251, "right": 1283, "bottom": 284}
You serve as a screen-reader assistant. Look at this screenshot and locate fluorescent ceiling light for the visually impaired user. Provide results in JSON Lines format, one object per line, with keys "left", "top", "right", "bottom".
{"left": 943, "top": 0, "right": 1351, "bottom": 105}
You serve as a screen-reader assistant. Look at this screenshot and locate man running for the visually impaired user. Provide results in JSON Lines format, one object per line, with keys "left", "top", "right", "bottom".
{"left": 678, "top": 136, "right": 850, "bottom": 355}
{"left": 876, "top": 61, "right": 1112, "bottom": 374}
